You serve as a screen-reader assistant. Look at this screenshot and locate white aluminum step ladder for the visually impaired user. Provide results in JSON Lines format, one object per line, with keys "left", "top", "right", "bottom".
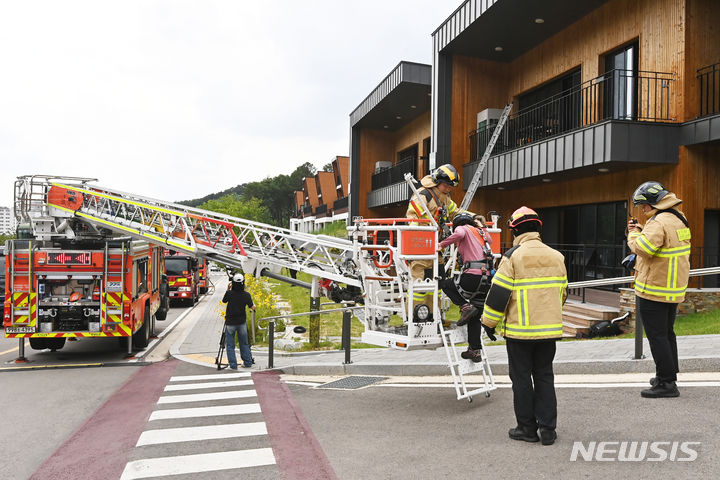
{"left": 439, "top": 323, "right": 497, "bottom": 402}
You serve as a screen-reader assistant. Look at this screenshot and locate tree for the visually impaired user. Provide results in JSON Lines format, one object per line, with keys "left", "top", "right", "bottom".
{"left": 198, "top": 195, "right": 272, "bottom": 224}
{"left": 321, "top": 162, "right": 333, "bottom": 172}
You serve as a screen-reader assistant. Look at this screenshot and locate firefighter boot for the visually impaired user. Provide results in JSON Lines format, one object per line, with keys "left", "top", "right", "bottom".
{"left": 457, "top": 303, "right": 478, "bottom": 327}
{"left": 460, "top": 347, "right": 483, "bottom": 363}
{"left": 540, "top": 429, "right": 557, "bottom": 446}
{"left": 508, "top": 426, "right": 539, "bottom": 443}
{"left": 641, "top": 381, "right": 680, "bottom": 398}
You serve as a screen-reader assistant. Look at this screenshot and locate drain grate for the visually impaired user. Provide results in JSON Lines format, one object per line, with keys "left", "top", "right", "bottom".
{"left": 315, "top": 376, "right": 388, "bottom": 390}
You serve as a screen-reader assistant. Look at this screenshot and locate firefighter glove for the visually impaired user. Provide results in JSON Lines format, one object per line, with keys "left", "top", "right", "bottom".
{"left": 483, "top": 324, "right": 497, "bottom": 341}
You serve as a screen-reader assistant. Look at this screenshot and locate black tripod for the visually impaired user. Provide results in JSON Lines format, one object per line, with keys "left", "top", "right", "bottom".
{"left": 215, "top": 323, "right": 256, "bottom": 370}
{"left": 215, "top": 324, "right": 228, "bottom": 370}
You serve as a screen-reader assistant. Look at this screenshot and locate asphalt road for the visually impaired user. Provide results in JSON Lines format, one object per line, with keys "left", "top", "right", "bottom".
{"left": 289, "top": 380, "right": 720, "bottom": 479}
{"left": 0, "top": 301, "right": 192, "bottom": 480}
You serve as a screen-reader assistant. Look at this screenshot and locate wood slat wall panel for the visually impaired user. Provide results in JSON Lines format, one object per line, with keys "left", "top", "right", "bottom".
{"left": 451, "top": 0, "right": 691, "bottom": 170}
{"left": 684, "top": 0, "right": 720, "bottom": 119}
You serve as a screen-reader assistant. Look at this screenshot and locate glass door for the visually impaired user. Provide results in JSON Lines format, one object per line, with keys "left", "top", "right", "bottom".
{"left": 604, "top": 42, "right": 638, "bottom": 120}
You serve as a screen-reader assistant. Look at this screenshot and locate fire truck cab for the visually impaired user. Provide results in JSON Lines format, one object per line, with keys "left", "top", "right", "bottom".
{"left": 164, "top": 250, "right": 200, "bottom": 306}
{"left": 3, "top": 238, "right": 169, "bottom": 351}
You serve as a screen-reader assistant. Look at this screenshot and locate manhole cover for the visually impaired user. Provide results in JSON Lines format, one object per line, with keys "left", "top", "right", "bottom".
{"left": 315, "top": 376, "right": 388, "bottom": 390}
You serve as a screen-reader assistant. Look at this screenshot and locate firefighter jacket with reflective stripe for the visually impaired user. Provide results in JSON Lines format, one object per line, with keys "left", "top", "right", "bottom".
{"left": 481, "top": 232, "right": 567, "bottom": 340}
{"left": 627, "top": 207, "right": 691, "bottom": 303}
{"left": 406, "top": 175, "right": 461, "bottom": 224}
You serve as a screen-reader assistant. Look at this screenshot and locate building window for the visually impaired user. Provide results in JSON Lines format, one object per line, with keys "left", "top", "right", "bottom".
{"left": 603, "top": 42, "right": 639, "bottom": 120}
{"left": 537, "top": 200, "right": 628, "bottom": 285}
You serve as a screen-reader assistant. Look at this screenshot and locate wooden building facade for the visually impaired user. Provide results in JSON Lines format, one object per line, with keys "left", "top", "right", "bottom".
{"left": 428, "top": 0, "right": 720, "bottom": 284}
{"left": 349, "top": 62, "right": 433, "bottom": 219}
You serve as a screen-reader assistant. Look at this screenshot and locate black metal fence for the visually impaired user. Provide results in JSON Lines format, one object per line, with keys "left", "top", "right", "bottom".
{"left": 698, "top": 62, "right": 720, "bottom": 117}
{"left": 315, "top": 204, "right": 327, "bottom": 216}
{"left": 500, "top": 242, "right": 629, "bottom": 292}
{"left": 371, "top": 158, "right": 417, "bottom": 190}
{"left": 470, "top": 69, "right": 674, "bottom": 161}
{"left": 333, "top": 196, "right": 348, "bottom": 211}
{"left": 302, "top": 205, "right": 313, "bottom": 215}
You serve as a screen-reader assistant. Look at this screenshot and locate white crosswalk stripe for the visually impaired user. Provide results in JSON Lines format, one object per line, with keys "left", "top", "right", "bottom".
{"left": 121, "top": 448, "right": 276, "bottom": 480}
{"left": 149, "top": 403, "right": 262, "bottom": 420}
{"left": 137, "top": 421, "right": 268, "bottom": 445}
{"left": 163, "top": 379, "right": 254, "bottom": 391}
{"left": 122, "top": 369, "right": 279, "bottom": 479}
{"left": 169, "top": 372, "right": 252, "bottom": 381}
{"left": 157, "top": 389, "right": 257, "bottom": 404}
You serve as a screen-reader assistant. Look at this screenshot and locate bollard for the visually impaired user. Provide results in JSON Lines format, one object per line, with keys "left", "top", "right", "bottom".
{"left": 268, "top": 320, "right": 274, "bottom": 369}
{"left": 634, "top": 299, "right": 644, "bottom": 359}
{"left": 342, "top": 308, "right": 352, "bottom": 364}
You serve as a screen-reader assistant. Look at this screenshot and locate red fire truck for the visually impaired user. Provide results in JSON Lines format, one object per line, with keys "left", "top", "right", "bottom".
{"left": 164, "top": 250, "right": 200, "bottom": 306}
{"left": 3, "top": 237, "right": 169, "bottom": 352}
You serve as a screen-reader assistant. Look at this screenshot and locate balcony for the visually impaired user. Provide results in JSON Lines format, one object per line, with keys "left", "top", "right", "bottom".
{"left": 371, "top": 157, "right": 417, "bottom": 190}
{"left": 465, "top": 69, "right": 679, "bottom": 188}
{"left": 682, "top": 63, "right": 720, "bottom": 146}
{"left": 302, "top": 205, "right": 313, "bottom": 215}
{"left": 367, "top": 158, "right": 417, "bottom": 208}
{"left": 333, "top": 196, "right": 348, "bottom": 211}
{"left": 315, "top": 204, "right": 328, "bottom": 217}
{"left": 698, "top": 63, "right": 719, "bottom": 118}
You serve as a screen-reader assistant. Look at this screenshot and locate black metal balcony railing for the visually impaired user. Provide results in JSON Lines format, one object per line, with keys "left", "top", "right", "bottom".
{"left": 698, "top": 62, "right": 720, "bottom": 117}
{"left": 470, "top": 69, "right": 675, "bottom": 162}
{"left": 371, "top": 157, "right": 417, "bottom": 190}
{"left": 302, "top": 205, "right": 313, "bottom": 215}
{"left": 315, "top": 204, "right": 327, "bottom": 216}
{"left": 333, "top": 196, "right": 348, "bottom": 210}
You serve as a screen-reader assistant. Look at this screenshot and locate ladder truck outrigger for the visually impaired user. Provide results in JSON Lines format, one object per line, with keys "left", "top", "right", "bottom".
{"left": 4, "top": 105, "right": 510, "bottom": 399}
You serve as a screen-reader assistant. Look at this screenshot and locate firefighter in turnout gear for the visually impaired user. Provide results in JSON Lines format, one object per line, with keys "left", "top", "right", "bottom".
{"left": 405, "top": 164, "right": 469, "bottom": 320}
{"left": 627, "top": 181, "right": 690, "bottom": 399}
{"left": 481, "top": 206, "right": 567, "bottom": 445}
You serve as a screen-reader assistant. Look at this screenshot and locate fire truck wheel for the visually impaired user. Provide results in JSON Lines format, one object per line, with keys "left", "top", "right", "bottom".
{"left": 200, "top": 287, "right": 208, "bottom": 294}
{"left": 156, "top": 307, "right": 167, "bottom": 321}
{"left": 132, "top": 306, "right": 151, "bottom": 349}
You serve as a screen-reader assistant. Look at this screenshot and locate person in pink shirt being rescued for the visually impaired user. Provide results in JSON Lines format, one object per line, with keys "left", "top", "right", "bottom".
{"left": 437, "top": 212, "right": 494, "bottom": 362}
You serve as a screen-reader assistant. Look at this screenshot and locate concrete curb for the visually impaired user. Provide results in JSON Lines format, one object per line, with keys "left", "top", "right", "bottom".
{"left": 271, "top": 356, "right": 720, "bottom": 377}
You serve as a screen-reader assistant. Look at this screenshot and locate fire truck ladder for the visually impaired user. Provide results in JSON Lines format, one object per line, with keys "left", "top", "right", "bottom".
{"left": 459, "top": 102, "right": 513, "bottom": 212}
{"left": 13, "top": 175, "right": 361, "bottom": 289}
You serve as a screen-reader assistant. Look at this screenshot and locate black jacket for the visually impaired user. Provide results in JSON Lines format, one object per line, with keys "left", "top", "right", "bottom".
{"left": 222, "top": 289, "right": 254, "bottom": 325}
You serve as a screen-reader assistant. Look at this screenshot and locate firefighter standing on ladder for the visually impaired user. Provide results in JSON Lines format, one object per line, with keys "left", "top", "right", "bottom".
{"left": 406, "top": 164, "right": 473, "bottom": 322}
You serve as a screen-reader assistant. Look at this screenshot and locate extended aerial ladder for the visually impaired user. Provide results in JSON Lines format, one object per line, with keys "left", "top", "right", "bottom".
{"left": 11, "top": 106, "right": 512, "bottom": 401}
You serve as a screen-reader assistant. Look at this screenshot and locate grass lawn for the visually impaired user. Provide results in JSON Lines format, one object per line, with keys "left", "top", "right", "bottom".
{"left": 610, "top": 308, "right": 720, "bottom": 339}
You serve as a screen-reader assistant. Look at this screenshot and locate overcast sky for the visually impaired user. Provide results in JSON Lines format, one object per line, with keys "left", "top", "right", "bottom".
{"left": 0, "top": 0, "right": 460, "bottom": 211}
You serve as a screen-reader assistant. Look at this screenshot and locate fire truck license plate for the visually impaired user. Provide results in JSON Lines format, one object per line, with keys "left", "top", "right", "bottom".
{"left": 6, "top": 326, "right": 36, "bottom": 334}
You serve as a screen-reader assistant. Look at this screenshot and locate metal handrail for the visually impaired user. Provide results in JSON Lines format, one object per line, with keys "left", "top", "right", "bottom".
{"left": 567, "top": 266, "right": 720, "bottom": 289}
{"left": 257, "top": 304, "right": 363, "bottom": 369}
{"left": 469, "top": 69, "right": 675, "bottom": 161}
{"left": 697, "top": 62, "right": 719, "bottom": 117}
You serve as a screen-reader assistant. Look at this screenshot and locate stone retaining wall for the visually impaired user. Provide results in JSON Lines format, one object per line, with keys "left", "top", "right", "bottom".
{"left": 619, "top": 288, "right": 720, "bottom": 332}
